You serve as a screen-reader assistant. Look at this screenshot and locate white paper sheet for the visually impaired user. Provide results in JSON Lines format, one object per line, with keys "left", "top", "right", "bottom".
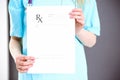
{"left": 27, "top": 6, "right": 76, "bottom": 74}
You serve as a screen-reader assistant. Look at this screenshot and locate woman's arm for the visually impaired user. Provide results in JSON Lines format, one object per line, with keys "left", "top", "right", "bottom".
{"left": 9, "top": 37, "right": 22, "bottom": 61}
{"left": 76, "top": 29, "right": 96, "bottom": 47}
{"left": 70, "top": 8, "right": 97, "bottom": 47}
{"left": 9, "top": 37, "right": 35, "bottom": 73}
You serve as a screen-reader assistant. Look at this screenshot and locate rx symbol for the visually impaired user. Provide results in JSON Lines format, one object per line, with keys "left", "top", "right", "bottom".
{"left": 36, "top": 14, "right": 43, "bottom": 23}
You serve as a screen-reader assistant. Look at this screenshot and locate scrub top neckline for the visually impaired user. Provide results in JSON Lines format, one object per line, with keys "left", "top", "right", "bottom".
{"left": 28, "top": 0, "right": 77, "bottom": 7}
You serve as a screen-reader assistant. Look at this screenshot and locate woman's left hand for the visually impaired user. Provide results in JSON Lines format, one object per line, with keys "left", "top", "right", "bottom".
{"left": 69, "top": 8, "right": 85, "bottom": 34}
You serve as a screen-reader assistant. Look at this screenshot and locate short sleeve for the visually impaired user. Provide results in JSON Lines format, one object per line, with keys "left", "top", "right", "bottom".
{"left": 8, "top": 0, "right": 25, "bottom": 37}
{"left": 83, "top": 0, "right": 100, "bottom": 36}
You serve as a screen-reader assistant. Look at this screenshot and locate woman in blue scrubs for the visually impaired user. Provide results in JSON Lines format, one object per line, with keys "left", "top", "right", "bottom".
{"left": 8, "top": 0, "right": 100, "bottom": 80}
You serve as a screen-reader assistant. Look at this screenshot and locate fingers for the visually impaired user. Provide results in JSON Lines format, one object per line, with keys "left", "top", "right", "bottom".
{"left": 17, "top": 64, "right": 33, "bottom": 73}
{"left": 76, "top": 18, "right": 85, "bottom": 26}
{"left": 17, "top": 65, "right": 31, "bottom": 73}
{"left": 70, "top": 9, "right": 83, "bottom": 17}
{"left": 69, "top": 8, "right": 85, "bottom": 26}
{"left": 15, "top": 55, "right": 35, "bottom": 73}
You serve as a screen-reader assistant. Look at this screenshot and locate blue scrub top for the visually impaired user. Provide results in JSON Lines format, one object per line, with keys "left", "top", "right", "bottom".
{"left": 8, "top": 0, "right": 100, "bottom": 80}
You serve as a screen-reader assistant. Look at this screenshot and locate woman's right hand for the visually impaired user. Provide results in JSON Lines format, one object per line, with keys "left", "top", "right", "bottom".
{"left": 15, "top": 54, "right": 35, "bottom": 73}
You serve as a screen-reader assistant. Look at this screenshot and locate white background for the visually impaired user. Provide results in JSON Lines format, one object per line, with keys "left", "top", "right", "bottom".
{"left": 0, "top": 0, "right": 9, "bottom": 80}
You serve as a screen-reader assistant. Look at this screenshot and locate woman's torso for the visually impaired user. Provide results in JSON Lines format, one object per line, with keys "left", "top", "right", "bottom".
{"left": 20, "top": 0, "right": 88, "bottom": 80}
